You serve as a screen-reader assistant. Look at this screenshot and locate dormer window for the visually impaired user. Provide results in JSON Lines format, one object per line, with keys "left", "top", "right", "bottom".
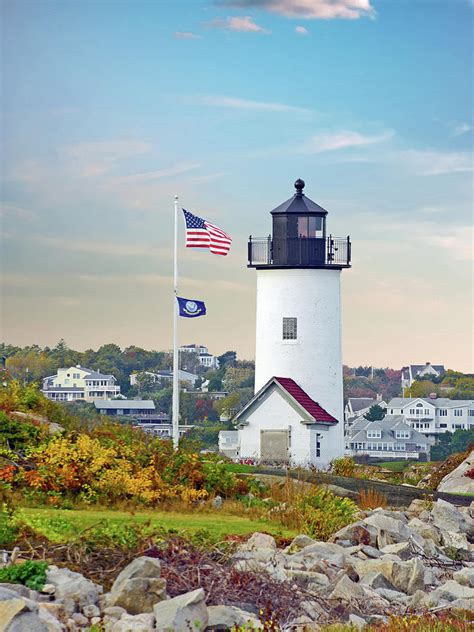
{"left": 367, "top": 429, "right": 382, "bottom": 439}
{"left": 396, "top": 430, "right": 410, "bottom": 439}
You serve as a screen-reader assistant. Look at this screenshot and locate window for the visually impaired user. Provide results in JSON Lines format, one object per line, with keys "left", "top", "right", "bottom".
{"left": 395, "top": 430, "right": 410, "bottom": 439}
{"left": 367, "top": 430, "right": 381, "bottom": 439}
{"left": 454, "top": 409, "right": 462, "bottom": 417}
{"left": 469, "top": 410, "right": 474, "bottom": 417}
{"left": 315, "top": 433, "right": 321, "bottom": 458}
{"left": 438, "top": 409, "right": 447, "bottom": 417}
{"left": 424, "top": 409, "right": 430, "bottom": 415}
{"left": 439, "top": 423, "right": 447, "bottom": 428}
{"left": 409, "top": 409, "right": 415, "bottom": 415}
{"left": 283, "top": 317, "right": 297, "bottom": 340}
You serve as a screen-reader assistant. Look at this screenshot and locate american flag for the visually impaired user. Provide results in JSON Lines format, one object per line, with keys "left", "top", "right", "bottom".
{"left": 182, "top": 209, "right": 232, "bottom": 256}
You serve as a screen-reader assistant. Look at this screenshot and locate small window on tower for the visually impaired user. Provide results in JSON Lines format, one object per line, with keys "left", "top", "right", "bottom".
{"left": 282, "top": 317, "right": 297, "bottom": 340}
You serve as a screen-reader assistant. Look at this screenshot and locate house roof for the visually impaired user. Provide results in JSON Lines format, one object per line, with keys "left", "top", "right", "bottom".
{"left": 411, "top": 364, "right": 445, "bottom": 375}
{"left": 233, "top": 376, "right": 338, "bottom": 425}
{"left": 389, "top": 397, "right": 473, "bottom": 409}
{"left": 93, "top": 399, "right": 155, "bottom": 410}
{"left": 348, "top": 397, "right": 375, "bottom": 412}
{"left": 270, "top": 181, "right": 328, "bottom": 216}
{"left": 274, "top": 377, "right": 338, "bottom": 423}
{"left": 347, "top": 415, "right": 428, "bottom": 445}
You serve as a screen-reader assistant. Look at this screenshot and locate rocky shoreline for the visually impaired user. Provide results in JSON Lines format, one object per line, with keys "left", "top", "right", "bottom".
{"left": 1, "top": 498, "right": 473, "bottom": 631}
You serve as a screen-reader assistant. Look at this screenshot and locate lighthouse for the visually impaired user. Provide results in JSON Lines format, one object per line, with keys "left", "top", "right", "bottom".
{"left": 234, "top": 179, "right": 351, "bottom": 467}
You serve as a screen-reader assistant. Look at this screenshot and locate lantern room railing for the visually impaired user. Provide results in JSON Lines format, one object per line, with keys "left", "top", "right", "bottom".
{"left": 248, "top": 235, "right": 351, "bottom": 268}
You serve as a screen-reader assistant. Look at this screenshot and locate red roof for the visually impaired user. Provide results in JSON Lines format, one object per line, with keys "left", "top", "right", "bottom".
{"left": 274, "top": 377, "right": 338, "bottom": 424}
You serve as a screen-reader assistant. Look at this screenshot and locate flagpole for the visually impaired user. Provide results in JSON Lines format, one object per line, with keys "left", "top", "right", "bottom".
{"left": 172, "top": 195, "right": 180, "bottom": 449}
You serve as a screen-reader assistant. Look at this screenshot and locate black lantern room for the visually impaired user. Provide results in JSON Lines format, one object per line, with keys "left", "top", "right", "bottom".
{"left": 248, "top": 179, "right": 351, "bottom": 269}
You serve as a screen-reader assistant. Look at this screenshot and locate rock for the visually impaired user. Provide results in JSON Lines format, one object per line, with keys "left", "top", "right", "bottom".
{"left": 375, "top": 587, "right": 407, "bottom": 602}
{"left": 206, "top": 605, "right": 262, "bottom": 630}
{"left": 153, "top": 588, "right": 208, "bottom": 632}
{"left": 360, "top": 571, "right": 396, "bottom": 591}
{"left": 82, "top": 603, "right": 100, "bottom": 618}
{"left": 431, "top": 499, "right": 474, "bottom": 538}
{"left": 37, "top": 605, "right": 63, "bottom": 632}
{"left": 331, "top": 522, "right": 377, "bottom": 547}
{"left": 380, "top": 542, "right": 413, "bottom": 560}
{"left": 426, "top": 579, "right": 474, "bottom": 606}
{"left": 408, "top": 499, "right": 428, "bottom": 514}
{"left": 363, "top": 513, "right": 422, "bottom": 548}
{"left": 438, "top": 451, "right": 474, "bottom": 495}
{"left": 440, "top": 530, "right": 471, "bottom": 560}
{"left": 361, "top": 545, "right": 383, "bottom": 559}
{"left": 329, "top": 575, "right": 366, "bottom": 601}
{"left": 0, "top": 599, "right": 29, "bottom": 630}
{"left": 0, "top": 584, "right": 31, "bottom": 599}
{"left": 40, "top": 584, "right": 56, "bottom": 596}
{"left": 407, "top": 517, "right": 442, "bottom": 545}
{"left": 46, "top": 566, "right": 102, "bottom": 610}
{"left": 286, "top": 569, "right": 330, "bottom": 589}
{"left": 5, "top": 611, "right": 49, "bottom": 632}
{"left": 454, "top": 567, "right": 474, "bottom": 587}
{"left": 291, "top": 542, "right": 349, "bottom": 570}
{"left": 348, "top": 614, "right": 367, "bottom": 629}
{"left": 212, "top": 496, "right": 223, "bottom": 509}
{"left": 111, "top": 613, "right": 155, "bottom": 631}
{"left": 72, "top": 612, "right": 88, "bottom": 626}
{"left": 286, "top": 534, "right": 316, "bottom": 553}
{"left": 239, "top": 532, "right": 276, "bottom": 552}
{"left": 107, "top": 557, "right": 166, "bottom": 614}
{"left": 353, "top": 556, "right": 425, "bottom": 594}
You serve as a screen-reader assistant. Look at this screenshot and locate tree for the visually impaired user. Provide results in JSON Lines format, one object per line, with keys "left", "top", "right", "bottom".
{"left": 217, "top": 351, "right": 237, "bottom": 369}
{"left": 364, "top": 404, "right": 386, "bottom": 421}
{"left": 214, "top": 392, "right": 241, "bottom": 420}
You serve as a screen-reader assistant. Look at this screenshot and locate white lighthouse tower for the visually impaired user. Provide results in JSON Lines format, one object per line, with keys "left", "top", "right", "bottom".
{"left": 235, "top": 179, "right": 351, "bottom": 467}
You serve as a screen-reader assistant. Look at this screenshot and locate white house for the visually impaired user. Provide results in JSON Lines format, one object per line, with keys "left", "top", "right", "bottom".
{"left": 344, "top": 396, "right": 387, "bottom": 429}
{"left": 345, "top": 415, "right": 433, "bottom": 460}
{"left": 42, "top": 366, "right": 120, "bottom": 402}
{"left": 130, "top": 369, "right": 198, "bottom": 388}
{"left": 401, "top": 363, "right": 445, "bottom": 391}
{"left": 178, "top": 344, "right": 220, "bottom": 370}
{"left": 218, "top": 431, "right": 240, "bottom": 460}
{"left": 387, "top": 397, "right": 474, "bottom": 435}
{"left": 235, "top": 180, "right": 351, "bottom": 467}
{"left": 235, "top": 377, "right": 341, "bottom": 467}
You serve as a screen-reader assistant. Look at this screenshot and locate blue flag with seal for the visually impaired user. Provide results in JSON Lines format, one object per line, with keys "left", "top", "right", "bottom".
{"left": 177, "top": 297, "right": 206, "bottom": 318}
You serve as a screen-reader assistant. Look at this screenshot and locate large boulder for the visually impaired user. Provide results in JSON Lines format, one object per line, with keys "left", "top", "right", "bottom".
{"left": 362, "top": 513, "right": 423, "bottom": 549}
{"left": 239, "top": 532, "right": 277, "bottom": 552}
{"left": 206, "top": 605, "right": 262, "bottom": 630}
{"left": 153, "top": 588, "right": 208, "bottom": 632}
{"left": 454, "top": 567, "right": 474, "bottom": 588}
{"left": 46, "top": 566, "right": 102, "bottom": 613}
{"left": 438, "top": 451, "right": 474, "bottom": 495}
{"left": 110, "top": 612, "right": 155, "bottom": 631}
{"left": 352, "top": 556, "right": 425, "bottom": 595}
{"left": 425, "top": 580, "right": 474, "bottom": 607}
{"left": 431, "top": 499, "right": 474, "bottom": 538}
{"left": 107, "top": 557, "right": 166, "bottom": 614}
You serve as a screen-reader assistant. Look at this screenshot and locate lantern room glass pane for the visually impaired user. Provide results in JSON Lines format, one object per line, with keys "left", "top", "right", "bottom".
{"left": 297, "top": 216, "right": 308, "bottom": 237}
{"left": 308, "top": 216, "right": 323, "bottom": 237}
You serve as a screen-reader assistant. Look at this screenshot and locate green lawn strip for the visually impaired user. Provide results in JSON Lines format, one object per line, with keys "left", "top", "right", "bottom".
{"left": 375, "top": 461, "right": 412, "bottom": 472}
{"left": 18, "top": 507, "right": 296, "bottom": 542}
{"left": 223, "top": 463, "right": 258, "bottom": 473}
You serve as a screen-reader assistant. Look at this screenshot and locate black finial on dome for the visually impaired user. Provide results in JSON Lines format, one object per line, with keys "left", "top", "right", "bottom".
{"left": 294, "top": 178, "right": 305, "bottom": 195}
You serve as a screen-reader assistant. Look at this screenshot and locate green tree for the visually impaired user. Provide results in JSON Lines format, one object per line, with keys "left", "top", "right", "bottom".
{"left": 364, "top": 404, "right": 386, "bottom": 421}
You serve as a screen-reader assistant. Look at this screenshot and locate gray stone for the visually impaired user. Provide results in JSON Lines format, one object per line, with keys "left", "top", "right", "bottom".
{"left": 438, "top": 450, "right": 474, "bottom": 495}
{"left": 454, "top": 567, "right": 474, "bottom": 587}
{"left": 108, "top": 556, "right": 166, "bottom": 614}
{"left": 37, "top": 606, "right": 63, "bottom": 632}
{"left": 375, "top": 588, "right": 407, "bottom": 602}
{"left": 360, "top": 571, "right": 396, "bottom": 591}
{"left": 286, "top": 534, "right": 316, "bottom": 552}
{"left": 292, "top": 542, "right": 349, "bottom": 569}
{"left": 381, "top": 542, "right": 413, "bottom": 560}
{"left": 46, "top": 566, "right": 102, "bottom": 609}
{"left": 72, "top": 612, "right": 88, "bottom": 625}
{"left": 450, "top": 598, "right": 474, "bottom": 611}
{"left": 353, "top": 556, "right": 425, "bottom": 594}
{"left": 239, "top": 532, "right": 276, "bottom": 552}
{"left": 5, "top": 610, "right": 49, "bottom": 632}
{"left": 329, "top": 575, "right": 366, "bottom": 601}
{"left": 206, "top": 605, "right": 262, "bottom": 630}
{"left": 286, "top": 569, "right": 330, "bottom": 589}
{"left": 429, "top": 579, "right": 474, "bottom": 604}
{"left": 331, "top": 521, "right": 377, "bottom": 547}
{"left": 40, "top": 584, "right": 56, "bottom": 596}
{"left": 348, "top": 614, "right": 367, "bottom": 629}
{"left": 431, "top": 499, "right": 474, "bottom": 538}
{"left": 212, "top": 496, "right": 223, "bottom": 509}
{"left": 361, "top": 545, "right": 383, "bottom": 559}
{"left": 153, "top": 588, "right": 208, "bottom": 632}
{"left": 363, "top": 513, "right": 423, "bottom": 549}
{"left": 440, "top": 529, "right": 471, "bottom": 560}
{"left": 111, "top": 613, "right": 155, "bottom": 631}
{"left": 0, "top": 587, "right": 23, "bottom": 601}
{"left": 407, "top": 517, "right": 442, "bottom": 545}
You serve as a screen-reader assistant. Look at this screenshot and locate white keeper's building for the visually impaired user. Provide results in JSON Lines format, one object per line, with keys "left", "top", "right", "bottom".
{"left": 233, "top": 179, "right": 351, "bottom": 468}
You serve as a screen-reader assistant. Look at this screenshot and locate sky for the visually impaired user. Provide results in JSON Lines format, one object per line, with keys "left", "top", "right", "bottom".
{"left": 1, "top": 0, "right": 473, "bottom": 371}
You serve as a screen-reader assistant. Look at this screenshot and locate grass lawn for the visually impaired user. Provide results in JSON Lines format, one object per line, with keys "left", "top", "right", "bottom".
{"left": 18, "top": 506, "right": 297, "bottom": 543}
{"left": 376, "top": 461, "right": 412, "bottom": 472}
{"left": 223, "top": 463, "right": 257, "bottom": 473}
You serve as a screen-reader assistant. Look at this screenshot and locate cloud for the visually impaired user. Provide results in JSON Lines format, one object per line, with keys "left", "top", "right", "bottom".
{"left": 221, "top": 0, "right": 375, "bottom": 20}
{"left": 108, "top": 162, "right": 201, "bottom": 186}
{"left": 452, "top": 122, "right": 472, "bottom": 137}
{"left": 174, "top": 31, "right": 202, "bottom": 39}
{"left": 33, "top": 236, "right": 160, "bottom": 258}
{"left": 206, "top": 16, "right": 270, "bottom": 32}
{"left": 63, "top": 140, "right": 152, "bottom": 177}
{"left": 295, "top": 25, "right": 309, "bottom": 34}
{"left": 300, "top": 129, "right": 394, "bottom": 153}
{"left": 77, "top": 273, "right": 248, "bottom": 291}
{"left": 398, "top": 149, "right": 473, "bottom": 176}
{"left": 193, "top": 94, "right": 310, "bottom": 112}
{"left": 0, "top": 202, "right": 37, "bottom": 220}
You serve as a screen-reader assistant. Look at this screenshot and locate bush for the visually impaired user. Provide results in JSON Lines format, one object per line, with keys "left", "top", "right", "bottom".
{"left": 0, "top": 560, "right": 48, "bottom": 590}
{"left": 0, "top": 502, "right": 20, "bottom": 547}
{"left": 358, "top": 488, "right": 388, "bottom": 510}
{"left": 330, "top": 456, "right": 356, "bottom": 477}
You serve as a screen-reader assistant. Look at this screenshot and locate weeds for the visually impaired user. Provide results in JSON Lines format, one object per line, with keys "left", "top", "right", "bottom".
{"left": 0, "top": 560, "right": 48, "bottom": 590}
{"left": 358, "top": 488, "right": 388, "bottom": 510}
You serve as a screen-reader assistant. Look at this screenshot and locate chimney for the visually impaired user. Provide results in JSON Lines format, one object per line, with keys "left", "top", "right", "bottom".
{"left": 376, "top": 394, "right": 382, "bottom": 402}
{"left": 429, "top": 392, "right": 437, "bottom": 399}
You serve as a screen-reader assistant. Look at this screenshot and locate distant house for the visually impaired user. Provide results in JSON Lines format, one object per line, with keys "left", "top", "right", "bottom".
{"left": 93, "top": 400, "right": 192, "bottom": 439}
{"left": 345, "top": 416, "right": 433, "bottom": 460}
{"left": 94, "top": 399, "right": 155, "bottom": 416}
{"left": 401, "top": 363, "right": 445, "bottom": 391}
{"left": 218, "top": 431, "right": 240, "bottom": 460}
{"left": 129, "top": 370, "right": 198, "bottom": 388}
{"left": 179, "top": 344, "right": 220, "bottom": 370}
{"left": 387, "top": 397, "right": 474, "bottom": 436}
{"left": 344, "top": 396, "right": 387, "bottom": 429}
{"left": 42, "top": 366, "right": 120, "bottom": 402}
